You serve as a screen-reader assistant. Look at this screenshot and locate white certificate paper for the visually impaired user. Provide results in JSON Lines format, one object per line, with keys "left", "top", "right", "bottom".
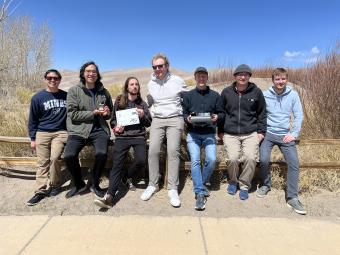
{"left": 116, "top": 108, "right": 140, "bottom": 126}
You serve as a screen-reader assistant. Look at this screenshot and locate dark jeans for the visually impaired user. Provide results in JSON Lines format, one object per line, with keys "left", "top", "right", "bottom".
{"left": 259, "top": 132, "right": 300, "bottom": 200}
{"left": 107, "top": 138, "right": 147, "bottom": 195}
{"left": 64, "top": 130, "right": 109, "bottom": 189}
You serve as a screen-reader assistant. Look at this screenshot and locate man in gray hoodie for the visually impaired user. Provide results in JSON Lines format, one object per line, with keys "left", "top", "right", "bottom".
{"left": 140, "top": 53, "right": 187, "bottom": 207}
{"left": 257, "top": 68, "right": 306, "bottom": 215}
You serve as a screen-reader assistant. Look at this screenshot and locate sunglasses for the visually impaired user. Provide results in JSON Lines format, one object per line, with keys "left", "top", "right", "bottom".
{"left": 46, "top": 76, "right": 61, "bottom": 81}
{"left": 152, "top": 64, "right": 165, "bottom": 70}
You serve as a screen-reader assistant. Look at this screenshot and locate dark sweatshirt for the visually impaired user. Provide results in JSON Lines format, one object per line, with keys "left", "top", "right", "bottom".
{"left": 110, "top": 95, "right": 152, "bottom": 138}
{"left": 182, "top": 86, "right": 225, "bottom": 134}
{"left": 28, "top": 89, "right": 67, "bottom": 141}
{"left": 219, "top": 82, "right": 267, "bottom": 135}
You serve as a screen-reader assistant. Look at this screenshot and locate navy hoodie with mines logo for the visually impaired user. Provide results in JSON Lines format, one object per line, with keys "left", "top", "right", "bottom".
{"left": 28, "top": 89, "right": 67, "bottom": 141}
{"left": 219, "top": 82, "right": 267, "bottom": 135}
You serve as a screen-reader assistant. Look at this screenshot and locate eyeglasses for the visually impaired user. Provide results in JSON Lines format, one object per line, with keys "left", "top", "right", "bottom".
{"left": 152, "top": 64, "right": 165, "bottom": 70}
{"left": 46, "top": 77, "right": 61, "bottom": 81}
{"left": 235, "top": 72, "right": 250, "bottom": 78}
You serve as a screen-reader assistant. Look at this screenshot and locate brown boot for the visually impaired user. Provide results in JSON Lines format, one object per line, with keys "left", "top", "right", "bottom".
{"left": 94, "top": 193, "right": 113, "bottom": 209}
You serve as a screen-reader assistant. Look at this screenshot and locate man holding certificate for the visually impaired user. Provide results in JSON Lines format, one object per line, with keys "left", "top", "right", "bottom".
{"left": 94, "top": 77, "right": 151, "bottom": 209}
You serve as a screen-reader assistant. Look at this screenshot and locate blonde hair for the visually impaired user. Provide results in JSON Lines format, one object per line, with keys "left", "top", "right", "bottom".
{"left": 151, "top": 53, "right": 170, "bottom": 66}
{"left": 272, "top": 68, "right": 288, "bottom": 80}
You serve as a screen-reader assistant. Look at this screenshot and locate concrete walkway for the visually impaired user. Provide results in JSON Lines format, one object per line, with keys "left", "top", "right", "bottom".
{"left": 1, "top": 216, "right": 340, "bottom": 255}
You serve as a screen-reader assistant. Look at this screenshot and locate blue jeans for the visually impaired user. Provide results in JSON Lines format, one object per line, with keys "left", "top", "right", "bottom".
{"left": 259, "top": 132, "right": 300, "bottom": 200}
{"left": 187, "top": 132, "right": 216, "bottom": 195}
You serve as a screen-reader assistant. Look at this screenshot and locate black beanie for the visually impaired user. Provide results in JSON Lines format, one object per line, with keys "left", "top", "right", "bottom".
{"left": 233, "top": 64, "right": 252, "bottom": 76}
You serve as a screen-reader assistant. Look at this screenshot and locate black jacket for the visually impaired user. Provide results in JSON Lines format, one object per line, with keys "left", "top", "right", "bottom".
{"left": 219, "top": 82, "right": 266, "bottom": 135}
{"left": 182, "top": 86, "right": 225, "bottom": 134}
{"left": 110, "top": 95, "right": 152, "bottom": 138}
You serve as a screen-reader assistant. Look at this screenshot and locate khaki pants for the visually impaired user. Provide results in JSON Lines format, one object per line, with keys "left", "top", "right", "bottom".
{"left": 148, "top": 117, "right": 184, "bottom": 190}
{"left": 223, "top": 132, "right": 259, "bottom": 190}
{"left": 35, "top": 131, "right": 68, "bottom": 194}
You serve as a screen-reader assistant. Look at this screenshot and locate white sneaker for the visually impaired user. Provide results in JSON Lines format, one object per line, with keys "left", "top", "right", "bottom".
{"left": 168, "top": 189, "right": 181, "bottom": 207}
{"left": 140, "top": 186, "right": 158, "bottom": 201}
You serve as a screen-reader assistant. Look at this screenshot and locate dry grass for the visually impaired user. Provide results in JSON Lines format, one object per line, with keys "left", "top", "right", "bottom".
{"left": 290, "top": 42, "right": 340, "bottom": 138}
{"left": 106, "top": 83, "right": 122, "bottom": 100}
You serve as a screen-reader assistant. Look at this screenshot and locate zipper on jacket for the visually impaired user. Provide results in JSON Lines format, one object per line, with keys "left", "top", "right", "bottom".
{"left": 238, "top": 93, "right": 241, "bottom": 134}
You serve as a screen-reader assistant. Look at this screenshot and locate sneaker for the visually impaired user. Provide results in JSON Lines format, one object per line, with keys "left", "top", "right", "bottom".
{"left": 126, "top": 178, "right": 136, "bottom": 191}
{"left": 168, "top": 189, "right": 181, "bottom": 207}
{"left": 90, "top": 185, "right": 105, "bottom": 198}
{"left": 239, "top": 189, "right": 249, "bottom": 200}
{"left": 256, "top": 186, "right": 270, "bottom": 198}
{"left": 27, "top": 193, "right": 46, "bottom": 206}
{"left": 227, "top": 183, "right": 237, "bottom": 195}
{"left": 287, "top": 198, "right": 307, "bottom": 215}
{"left": 195, "top": 194, "right": 206, "bottom": 211}
{"left": 94, "top": 193, "right": 114, "bottom": 209}
{"left": 140, "top": 185, "right": 158, "bottom": 201}
{"left": 49, "top": 187, "right": 62, "bottom": 197}
{"left": 65, "top": 185, "right": 87, "bottom": 199}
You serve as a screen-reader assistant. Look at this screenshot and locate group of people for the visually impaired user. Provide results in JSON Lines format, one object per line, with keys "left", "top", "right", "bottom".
{"left": 27, "top": 53, "right": 306, "bottom": 215}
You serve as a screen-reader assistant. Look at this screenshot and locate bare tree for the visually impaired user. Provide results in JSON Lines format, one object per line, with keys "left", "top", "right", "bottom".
{"left": 0, "top": 0, "right": 20, "bottom": 23}
{"left": 0, "top": 13, "right": 52, "bottom": 97}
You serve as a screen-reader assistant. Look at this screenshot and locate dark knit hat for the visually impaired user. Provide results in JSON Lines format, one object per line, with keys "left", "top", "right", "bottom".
{"left": 233, "top": 64, "right": 252, "bottom": 76}
{"left": 194, "top": 66, "right": 208, "bottom": 75}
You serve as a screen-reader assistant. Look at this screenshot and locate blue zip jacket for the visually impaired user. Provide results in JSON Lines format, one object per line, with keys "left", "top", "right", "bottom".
{"left": 264, "top": 85, "right": 303, "bottom": 138}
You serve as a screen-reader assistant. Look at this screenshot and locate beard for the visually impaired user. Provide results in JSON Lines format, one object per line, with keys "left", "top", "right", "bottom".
{"left": 128, "top": 91, "right": 138, "bottom": 96}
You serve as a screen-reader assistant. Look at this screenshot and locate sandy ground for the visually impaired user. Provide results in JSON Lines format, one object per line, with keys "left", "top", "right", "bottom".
{"left": 0, "top": 167, "right": 339, "bottom": 222}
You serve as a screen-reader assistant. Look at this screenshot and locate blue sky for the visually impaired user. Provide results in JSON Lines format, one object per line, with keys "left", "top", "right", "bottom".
{"left": 12, "top": 0, "right": 340, "bottom": 71}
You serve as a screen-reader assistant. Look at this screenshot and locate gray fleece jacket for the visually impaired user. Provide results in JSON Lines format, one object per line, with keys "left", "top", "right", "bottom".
{"left": 66, "top": 82, "right": 113, "bottom": 138}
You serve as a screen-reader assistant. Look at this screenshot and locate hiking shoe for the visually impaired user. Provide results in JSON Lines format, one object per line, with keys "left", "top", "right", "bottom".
{"left": 140, "top": 185, "right": 158, "bottom": 201}
{"left": 195, "top": 194, "right": 206, "bottom": 211}
{"left": 239, "top": 189, "right": 249, "bottom": 200}
{"left": 27, "top": 193, "right": 46, "bottom": 206}
{"left": 49, "top": 187, "right": 62, "bottom": 197}
{"left": 227, "top": 183, "right": 237, "bottom": 195}
{"left": 168, "top": 189, "right": 181, "bottom": 207}
{"left": 126, "top": 178, "right": 136, "bottom": 191}
{"left": 94, "top": 193, "right": 114, "bottom": 209}
{"left": 287, "top": 198, "right": 307, "bottom": 215}
{"left": 256, "top": 186, "right": 270, "bottom": 198}
{"left": 65, "top": 185, "right": 87, "bottom": 199}
{"left": 90, "top": 185, "right": 105, "bottom": 198}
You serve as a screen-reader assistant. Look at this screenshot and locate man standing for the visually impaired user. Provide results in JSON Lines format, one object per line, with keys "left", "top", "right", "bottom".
{"left": 140, "top": 53, "right": 187, "bottom": 207}
{"left": 182, "top": 67, "right": 224, "bottom": 210}
{"left": 63, "top": 61, "right": 113, "bottom": 199}
{"left": 257, "top": 68, "right": 306, "bottom": 215}
{"left": 27, "top": 69, "right": 67, "bottom": 206}
{"left": 94, "top": 77, "right": 152, "bottom": 209}
{"left": 219, "top": 64, "right": 266, "bottom": 200}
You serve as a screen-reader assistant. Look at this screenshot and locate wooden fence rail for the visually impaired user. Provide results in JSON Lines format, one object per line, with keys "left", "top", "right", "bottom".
{"left": 1, "top": 136, "right": 340, "bottom": 170}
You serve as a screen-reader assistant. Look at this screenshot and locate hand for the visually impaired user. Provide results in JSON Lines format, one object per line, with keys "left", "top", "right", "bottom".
{"left": 93, "top": 109, "right": 101, "bottom": 116}
{"left": 30, "top": 141, "right": 36, "bottom": 151}
{"left": 102, "top": 106, "right": 110, "bottom": 117}
{"left": 218, "top": 133, "right": 224, "bottom": 141}
{"left": 211, "top": 114, "right": 218, "bottom": 123}
{"left": 257, "top": 133, "right": 264, "bottom": 141}
{"left": 136, "top": 108, "right": 144, "bottom": 118}
{"left": 187, "top": 115, "right": 192, "bottom": 123}
{"left": 113, "top": 125, "right": 124, "bottom": 134}
{"left": 283, "top": 134, "right": 296, "bottom": 143}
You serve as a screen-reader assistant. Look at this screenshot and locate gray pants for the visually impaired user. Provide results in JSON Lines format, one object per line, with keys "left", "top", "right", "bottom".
{"left": 148, "top": 117, "right": 184, "bottom": 190}
{"left": 223, "top": 132, "right": 259, "bottom": 190}
{"left": 260, "top": 132, "right": 300, "bottom": 200}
